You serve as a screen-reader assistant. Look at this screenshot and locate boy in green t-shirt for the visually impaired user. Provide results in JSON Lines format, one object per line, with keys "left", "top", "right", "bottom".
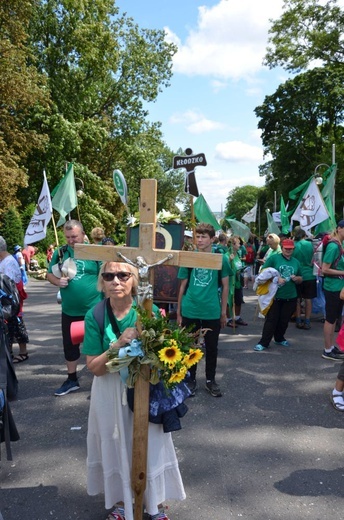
{"left": 177, "top": 223, "right": 231, "bottom": 397}
{"left": 254, "top": 238, "right": 302, "bottom": 352}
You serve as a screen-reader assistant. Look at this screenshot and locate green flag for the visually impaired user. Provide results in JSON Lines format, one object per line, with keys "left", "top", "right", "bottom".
{"left": 315, "top": 164, "right": 337, "bottom": 234}
{"left": 226, "top": 218, "right": 250, "bottom": 242}
{"left": 51, "top": 163, "right": 78, "bottom": 227}
{"left": 288, "top": 177, "right": 312, "bottom": 201}
{"left": 280, "top": 196, "right": 290, "bottom": 235}
{"left": 266, "top": 209, "right": 281, "bottom": 235}
{"left": 194, "top": 194, "right": 221, "bottom": 231}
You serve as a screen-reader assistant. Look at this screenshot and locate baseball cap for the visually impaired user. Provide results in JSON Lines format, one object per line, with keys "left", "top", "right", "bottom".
{"left": 13, "top": 245, "right": 22, "bottom": 253}
{"left": 184, "top": 230, "right": 193, "bottom": 238}
{"left": 337, "top": 220, "right": 344, "bottom": 228}
{"left": 282, "top": 239, "right": 295, "bottom": 249}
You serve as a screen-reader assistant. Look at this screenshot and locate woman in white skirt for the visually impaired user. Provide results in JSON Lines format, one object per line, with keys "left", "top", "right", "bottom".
{"left": 82, "top": 261, "right": 185, "bottom": 520}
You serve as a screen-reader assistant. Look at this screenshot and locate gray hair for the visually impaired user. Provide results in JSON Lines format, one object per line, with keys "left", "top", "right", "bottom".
{"left": 0, "top": 236, "right": 8, "bottom": 252}
{"left": 63, "top": 219, "right": 84, "bottom": 233}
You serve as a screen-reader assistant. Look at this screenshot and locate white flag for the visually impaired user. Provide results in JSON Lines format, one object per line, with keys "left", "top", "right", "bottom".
{"left": 24, "top": 171, "right": 52, "bottom": 245}
{"left": 242, "top": 202, "right": 257, "bottom": 223}
{"left": 291, "top": 178, "right": 329, "bottom": 234}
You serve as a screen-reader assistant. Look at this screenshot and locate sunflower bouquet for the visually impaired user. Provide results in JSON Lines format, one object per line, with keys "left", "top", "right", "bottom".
{"left": 105, "top": 310, "right": 205, "bottom": 390}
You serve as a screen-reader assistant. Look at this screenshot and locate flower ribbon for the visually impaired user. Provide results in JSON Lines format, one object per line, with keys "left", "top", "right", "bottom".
{"left": 118, "top": 339, "right": 144, "bottom": 384}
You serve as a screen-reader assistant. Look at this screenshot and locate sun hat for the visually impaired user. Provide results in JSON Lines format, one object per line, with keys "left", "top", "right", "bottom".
{"left": 282, "top": 238, "right": 295, "bottom": 249}
{"left": 52, "top": 258, "right": 77, "bottom": 279}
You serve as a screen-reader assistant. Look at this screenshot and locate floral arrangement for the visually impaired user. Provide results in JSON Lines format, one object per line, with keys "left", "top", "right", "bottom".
{"left": 105, "top": 310, "right": 205, "bottom": 389}
{"left": 126, "top": 209, "right": 181, "bottom": 227}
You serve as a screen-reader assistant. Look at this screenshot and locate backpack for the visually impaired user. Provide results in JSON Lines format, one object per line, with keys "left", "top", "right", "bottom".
{"left": 0, "top": 317, "right": 20, "bottom": 460}
{"left": 312, "top": 235, "right": 343, "bottom": 277}
{"left": 0, "top": 274, "right": 20, "bottom": 320}
{"left": 245, "top": 245, "right": 255, "bottom": 265}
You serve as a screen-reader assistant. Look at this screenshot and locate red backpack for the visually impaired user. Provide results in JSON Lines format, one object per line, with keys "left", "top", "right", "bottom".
{"left": 245, "top": 245, "right": 255, "bottom": 265}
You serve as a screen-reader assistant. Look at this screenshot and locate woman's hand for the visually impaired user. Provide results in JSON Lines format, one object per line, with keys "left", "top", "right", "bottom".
{"left": 117, "top": 327, "right": 138, "bottom": 347}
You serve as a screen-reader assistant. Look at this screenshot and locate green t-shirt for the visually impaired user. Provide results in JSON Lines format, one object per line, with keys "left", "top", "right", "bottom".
{"left": 48, "top": 246, "right": 101, "bottom": 316}
{"left": 264, "top": 253, "right": 302, "bottom": 299}
{"left": 227, "top": 252, "right": 243, "bottom": 290}
{"left": 292, "top": 239, "right": 315, "bottom": 281}
{"left": 178, "top": 254, "right": 232, "bottom": 320}
{"left": 323, "top": 241, "right": 344, "bottom": 292}
{"left": 82, "top": 306, "right": 137, "bottom": 355}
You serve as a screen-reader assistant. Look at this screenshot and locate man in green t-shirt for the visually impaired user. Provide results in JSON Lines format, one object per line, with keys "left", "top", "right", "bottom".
{"left": 47, "top": 219, "right": 101, "bottom": 396}
{"left": 254, "top": 239, "right": 302, "bottom": 351}
{"left": 292, "top": 227, "right": 317, "bottom": 330}
{"left": 177, "top": 223, "right": 231, "bottom": 397}
{"left": 321, "top": 221, "right": 344, "bottom": 361}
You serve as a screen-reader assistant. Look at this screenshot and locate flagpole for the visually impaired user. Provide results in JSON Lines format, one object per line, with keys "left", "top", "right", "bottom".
{"left": 51, "top": 212, "right": 60, "bottom": 247}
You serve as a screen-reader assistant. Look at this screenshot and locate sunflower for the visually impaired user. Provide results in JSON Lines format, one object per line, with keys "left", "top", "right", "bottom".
{"left": 158, "top": 343, "right": 182, "bottom": 366}
{"left": 183, "top": 348, "right": 203, "bottom": 368}
{"left": 168, "top": 366, "right": 188, "bottom": 384}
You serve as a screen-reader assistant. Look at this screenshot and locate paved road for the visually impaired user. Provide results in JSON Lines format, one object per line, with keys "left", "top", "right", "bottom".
{"left": 1, "top": 278, "right": 344, "bottom": 519}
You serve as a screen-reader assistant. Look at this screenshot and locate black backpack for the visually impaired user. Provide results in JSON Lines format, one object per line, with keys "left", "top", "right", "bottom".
{"left": 0, "top": 274, "right": 20, "bottom": 320}
{"left": 0, "top": 274, "right": 20, "bottom": 460}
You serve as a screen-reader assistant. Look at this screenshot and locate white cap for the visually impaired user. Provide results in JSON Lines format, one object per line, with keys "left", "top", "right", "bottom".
{"left": 184, "top": 230, "right": 193, "bottom": 238}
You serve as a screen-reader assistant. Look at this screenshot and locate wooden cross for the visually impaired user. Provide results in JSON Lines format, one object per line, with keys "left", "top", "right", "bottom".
{"left": 74, "top": 179, "right": 222, "bottom": 520}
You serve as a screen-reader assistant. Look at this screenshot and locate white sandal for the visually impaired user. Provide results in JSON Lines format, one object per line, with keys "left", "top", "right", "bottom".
{"left": 330, "top": 392, "right": 344, "bottom": 411}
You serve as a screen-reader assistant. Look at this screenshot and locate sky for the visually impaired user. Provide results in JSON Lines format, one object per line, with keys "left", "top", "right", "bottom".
{"left": 115, "top": 0, "right": 290, "bottom": 212}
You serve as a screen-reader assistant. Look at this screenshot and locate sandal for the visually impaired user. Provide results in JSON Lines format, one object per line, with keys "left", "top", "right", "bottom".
{"left": 13, "top": 353, "right": 29, "bottom": 364}
{"left": 107, "top": 505, "right": 125, "bottom": 520}
{"left": 330, "top": 392, "right": 344, "bottom": 411}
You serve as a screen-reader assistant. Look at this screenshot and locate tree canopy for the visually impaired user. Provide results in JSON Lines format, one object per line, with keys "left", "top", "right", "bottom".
{"left": 256, "top": 0, "right": 344, "bottom": 217}
{"left": 264, "top": 0, "right": 344, "bottom": 72}
{"left": 0, "top": 0, "right": 187, "bottom": 239}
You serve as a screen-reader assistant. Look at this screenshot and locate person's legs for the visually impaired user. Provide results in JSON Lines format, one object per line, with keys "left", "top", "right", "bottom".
{"left": 322, "top": 289, "right": 344, "bottom": 360}
{"left": 181, "top": 317, "right": 201, "bottom": 394}
{"left": 295, "top": 298, "right": 303, "bottom": 328}
{"left": 201, "top": 319, "right": 221, "bottom": 381}
{"left": 331, "top": 362, "right": 344, "bottom": 411}
{"left": 273, "top": 299, "right": 297, "bottom": 343}
{"left": 257, "top": 299, "right": 281, "bottom": 348}
{"left": 202, "top": 318, "right": 222, "bottom": 397}
{"left": 55, "top": 313, "right": 84, "bottom": 396}
{"left": 9, "top": 315, "right": 30, "bottom": 362}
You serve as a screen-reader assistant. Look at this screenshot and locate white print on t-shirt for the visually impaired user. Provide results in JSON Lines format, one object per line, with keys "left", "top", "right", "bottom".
{"left": 193, "top": 268, "right": 214, "bottom": 287}
{"left": 72, "top": 260, "right": 86, "bottom": 281}
{"left": 279, "top": 264, "right": 295, "bottom": 282}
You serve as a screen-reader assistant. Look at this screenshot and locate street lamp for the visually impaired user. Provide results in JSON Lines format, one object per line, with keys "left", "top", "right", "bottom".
{"left": 75, "top": 177, "right": 85, "bottom": 198}
{"left": 314, "top": 163, "right": 330, "bottom": 186}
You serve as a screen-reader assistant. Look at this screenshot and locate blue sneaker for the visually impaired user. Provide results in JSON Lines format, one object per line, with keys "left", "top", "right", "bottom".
{"left": 54, "top": 379, "right": 80, "bottom": 396}
{"left": 274, "top": 340, "right": 290, "bottom": 347}
{"left": 254, "top": 344, "right": 266, "bottom": 351}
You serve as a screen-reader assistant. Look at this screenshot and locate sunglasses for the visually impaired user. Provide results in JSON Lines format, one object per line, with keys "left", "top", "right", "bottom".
{"left": 101, "top": 271, "right": 132, "bottom": 282}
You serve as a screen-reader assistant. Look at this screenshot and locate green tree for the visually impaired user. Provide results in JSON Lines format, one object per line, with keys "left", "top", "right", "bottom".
{"left": 0, "top": 0, "right": 49, "bottom": 216}
{"left": 255, "top": 67, "right": 344, "bottom": 200}
{"left": 0, "top": 207, "right": 24, "bottom": 251}
{"left": 257, "top": 0, "right": 344, "bottom": 217}
{"left": 224, "top": 186, "right": 261, "bottom": 222}
{"left": 21, "top": 0, "right": 179, "bottom": 232}
{"left": 264, "top": 0, "right": 344, "bottom": 72}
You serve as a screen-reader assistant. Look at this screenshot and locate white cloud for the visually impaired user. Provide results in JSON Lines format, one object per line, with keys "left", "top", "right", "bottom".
{"left": 215, "top": 140, "right": 263, "bottom": 162}
{"left": 165, "top": 0, "right": 284, "bottom": 80}
{"left": 169, "top": 109, "right": 226, "bottom": 134}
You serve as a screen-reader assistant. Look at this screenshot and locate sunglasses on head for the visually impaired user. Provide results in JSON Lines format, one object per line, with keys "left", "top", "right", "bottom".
{"left": 101, "top": 271, "right": 132, "bottom": 282}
